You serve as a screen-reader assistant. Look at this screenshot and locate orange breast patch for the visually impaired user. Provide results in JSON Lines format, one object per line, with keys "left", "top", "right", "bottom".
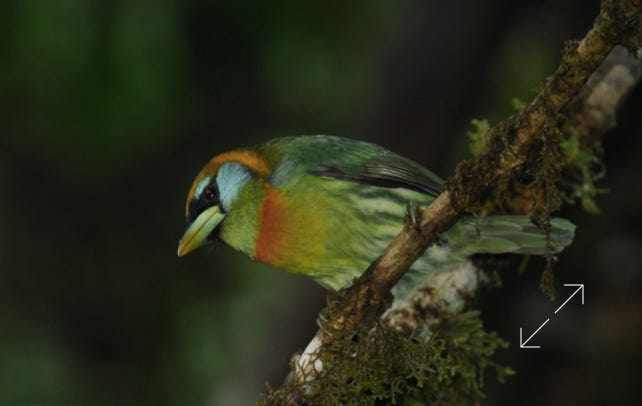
{"left": 254, "top": 188, "right": 288, "bottom": 265}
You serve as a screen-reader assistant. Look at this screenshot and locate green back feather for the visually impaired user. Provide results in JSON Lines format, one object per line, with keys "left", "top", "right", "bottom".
{"left": 260, "top": 135, "right": 443, "bottom": 195}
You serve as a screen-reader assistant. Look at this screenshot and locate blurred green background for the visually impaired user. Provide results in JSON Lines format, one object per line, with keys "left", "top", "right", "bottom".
{"left": 1, "top": 0, "right": 641, "bottom": 404}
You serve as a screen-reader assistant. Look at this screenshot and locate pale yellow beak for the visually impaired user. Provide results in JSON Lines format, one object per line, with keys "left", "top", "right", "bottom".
{"left": 177, "top": 205, "right": 225, "bottom": 257}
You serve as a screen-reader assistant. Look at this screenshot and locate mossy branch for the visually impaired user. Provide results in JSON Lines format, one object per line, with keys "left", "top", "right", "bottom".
{"left": 263, "top": 1, "right": 642, "bottom": 404}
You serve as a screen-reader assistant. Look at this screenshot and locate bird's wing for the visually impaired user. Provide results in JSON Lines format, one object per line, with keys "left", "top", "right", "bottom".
{"left": 265, "top": 135, "right": 443, "bottom": 196}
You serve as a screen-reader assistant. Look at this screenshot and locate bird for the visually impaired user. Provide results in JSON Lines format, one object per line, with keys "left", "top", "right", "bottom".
{"left": 177, "top": 135, "right": 574, "bottom": 298}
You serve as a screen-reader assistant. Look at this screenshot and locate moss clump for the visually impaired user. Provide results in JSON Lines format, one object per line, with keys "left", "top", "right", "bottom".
{"left": 530, "top": 122, "right": 565, "bottom": 300}
{"left": 559, "top": 130, "right": 606, "bottom": 214}
{"left": 466, "top": 108, "right": 606, "bottom": 299}
{"left": 467, "top": 119, "right": 491, "bottom": 156}
{"left": 465, "top": 114, "right": 566, "bottom": 300}
{"left": 261, "top": 311, "right": 512, "bottom": 405}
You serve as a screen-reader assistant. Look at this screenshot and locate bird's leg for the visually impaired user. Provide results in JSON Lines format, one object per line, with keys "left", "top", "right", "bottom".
{"left": 459, "top": 212, "right": 481, "bottom": 237}
{"left": 406, "top": 201, "right": 449, "bottom": 244}
{"left": 404, "top": 201, "right": 421, "bottom": 233}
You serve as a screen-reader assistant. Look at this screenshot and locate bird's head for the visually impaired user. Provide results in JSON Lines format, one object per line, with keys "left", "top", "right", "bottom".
{"left": 177, "top": 149, "right": 273, "bottom": 257}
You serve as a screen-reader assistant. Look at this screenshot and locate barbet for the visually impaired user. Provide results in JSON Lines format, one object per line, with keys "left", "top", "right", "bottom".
{"left": 177, "top": 135, "right": 574, "bottom": 298}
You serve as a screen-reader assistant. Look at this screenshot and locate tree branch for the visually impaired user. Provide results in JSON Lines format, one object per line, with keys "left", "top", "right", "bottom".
{"left": 264, "top": 1, "right": 642, "bottom": 403}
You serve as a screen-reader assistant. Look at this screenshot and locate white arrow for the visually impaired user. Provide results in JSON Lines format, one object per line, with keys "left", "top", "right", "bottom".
{"left": 520, "top": 284, "right": 585, "bottom": 349}
{"left": 520, "top": 318, "right": 550, "bottom": 349}
{"left": 554, "top": 284, "right": 585, "bottom": 314}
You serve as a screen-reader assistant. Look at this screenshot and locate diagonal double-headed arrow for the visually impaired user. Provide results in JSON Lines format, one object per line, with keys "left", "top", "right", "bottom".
{"left": 519, "top": 284, "right": 584, "bottom": 349}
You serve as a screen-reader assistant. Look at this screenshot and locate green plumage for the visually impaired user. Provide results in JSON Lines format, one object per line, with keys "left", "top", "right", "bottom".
{"left": 252, "top": 136, "right": 575, "bottom": 295}
{"left": 181, "top": 135, "right": 575, "bottom": 299}
{"left": 260, "top": 136, "right": 443, "bottom": 195}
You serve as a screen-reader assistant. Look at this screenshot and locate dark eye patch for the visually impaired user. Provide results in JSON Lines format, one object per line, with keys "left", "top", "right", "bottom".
{"left": 186, "top": 183, "right": 221, "bottom": 225}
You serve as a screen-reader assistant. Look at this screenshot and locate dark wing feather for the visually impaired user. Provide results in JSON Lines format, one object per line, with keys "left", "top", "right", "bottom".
{"left": 312, "top": 160, "right": 442, "bottom": 196}
{"left": 266, "top": 135, "right": 443, "bottom": 196}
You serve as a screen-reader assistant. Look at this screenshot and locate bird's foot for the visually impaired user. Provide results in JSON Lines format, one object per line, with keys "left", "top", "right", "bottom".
{"left": 404, "top": 202, "right": 421, "bottom": 232}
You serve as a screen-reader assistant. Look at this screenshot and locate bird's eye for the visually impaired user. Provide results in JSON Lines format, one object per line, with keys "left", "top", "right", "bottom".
{"left": 203, "top": 185, "right": 218, "bottom": 202}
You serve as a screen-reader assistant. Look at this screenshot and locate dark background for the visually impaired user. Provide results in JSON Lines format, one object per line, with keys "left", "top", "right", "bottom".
{"left": 1, "top": 0, "right": 640, "bottom": 404}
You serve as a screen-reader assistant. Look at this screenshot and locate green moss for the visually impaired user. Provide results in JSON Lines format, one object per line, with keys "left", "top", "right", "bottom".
{"left": 464, "top": 98, "right": 606, "bottom": 299}
{"left": 467, "top": 119, "right": 491, "bottom": 156}
{"left": 528, "top": 124, "right": 563, "bottom": 300}
{"left": 559, "top": 130, "right": 606, "bottom": 214}
{"left": 511, "top": 98, "right": 526, "bottom": 111}
{"left": 261, "top": 311, "right": 512, "bottom": 405}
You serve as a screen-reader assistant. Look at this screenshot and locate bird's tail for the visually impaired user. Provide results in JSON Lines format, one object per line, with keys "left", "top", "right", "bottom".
{"left": 392, "top": 215, "right": 575, "bottom": 301}
{"left": 448, "top": 215, "right": 576, "bottom": 256}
